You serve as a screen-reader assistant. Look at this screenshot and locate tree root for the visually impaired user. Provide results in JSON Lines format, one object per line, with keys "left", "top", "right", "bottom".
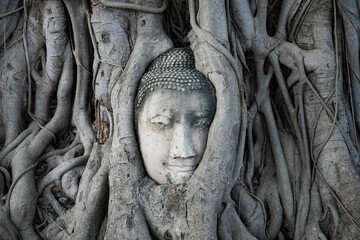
{"left": 6, "top": 40, "right": 75, "bottom": 239}
{"left": 231, "top": 182, "right": 267, "bottom": 239}
{"left": 63, "top": 0, "right": 95, "bottom": 154}
{"left": 105, "top": 0, "right": 172, "bottom": 237}
{"left": 218, "top": 204, "right": 257, "bottom": 240}
{"left": 189, "top": 1, "right": 247, "bottom": 229}
{"left": 99, "top": 0, "right": 167, "bottom": 14}
{"left": 37, "top": 155, "right": 89, "bottom": 195}
{"left": 0, "top": 128, "right": 32, "bottom": 164}
{"left": 0, "top": 15, "right": 28, "bottom": 147}
{"left": 43, "top": 184, "right": 67, "bottom": 217}
{"left": 68, "top": 149, "right": 109, "bottom": 240}
{"left": 0, "top": 207, "right": 19, "bottom": 240}
{"left": 38, "top": 135, "right": 80, "bottom": 163}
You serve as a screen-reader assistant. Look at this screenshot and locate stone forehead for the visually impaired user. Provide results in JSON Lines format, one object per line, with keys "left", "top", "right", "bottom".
{"left": 135, "top": 48, "right": 214, "bottom": 110}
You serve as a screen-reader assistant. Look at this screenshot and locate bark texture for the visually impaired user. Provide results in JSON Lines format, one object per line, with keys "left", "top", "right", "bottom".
{"left": 0, "top": 0, "right": 359, "bottom": 239}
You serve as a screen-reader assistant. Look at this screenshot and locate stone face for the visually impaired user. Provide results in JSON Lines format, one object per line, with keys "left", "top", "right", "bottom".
{"left": 135, "top": 49, "right": 215, "bottom": 184}
{"left": 137, "top": 89, "right": 214, "bottom": 184}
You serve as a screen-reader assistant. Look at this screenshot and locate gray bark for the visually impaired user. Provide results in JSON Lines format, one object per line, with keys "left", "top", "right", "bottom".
{"left": 0, "top": 0, "right": 359, "bottom": 239}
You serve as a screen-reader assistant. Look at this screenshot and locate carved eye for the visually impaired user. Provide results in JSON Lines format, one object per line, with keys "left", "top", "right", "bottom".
{"left": 193, "top": 118, "right": 211, "bottom": 128}
{"left": 150, "top": 116, "right": 172, "bottom": 130}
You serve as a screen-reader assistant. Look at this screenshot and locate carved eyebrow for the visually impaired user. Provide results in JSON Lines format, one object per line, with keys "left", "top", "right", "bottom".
{"left": 191, "top": 110, "right": 212, "bottom": 119}
{"left": 148, "top": 108, "right": 174, "bottom": 118}
{"left": 149, "top": 113, "right": 172, "bottom": 120}
{"left": 161, "top": 109, "right": 175, "bottom": 115}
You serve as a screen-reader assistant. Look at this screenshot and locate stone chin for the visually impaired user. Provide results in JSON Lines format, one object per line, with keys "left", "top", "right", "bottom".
{"left": 163, "top": 164, "right": 198, "bottom": 184}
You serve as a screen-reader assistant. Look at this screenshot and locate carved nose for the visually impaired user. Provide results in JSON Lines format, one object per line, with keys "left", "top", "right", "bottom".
{"left": 170, "top": 124, "right": 196, "bottom": 159}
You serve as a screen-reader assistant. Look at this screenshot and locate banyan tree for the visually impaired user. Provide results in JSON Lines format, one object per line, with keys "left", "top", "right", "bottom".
{"left": 0, "top": 0, "right": 360, "bottom": 239}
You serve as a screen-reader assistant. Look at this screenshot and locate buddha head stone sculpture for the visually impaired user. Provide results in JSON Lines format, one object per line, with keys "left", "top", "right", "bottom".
{"left": 135, "top": 48, "right": 216, "bottom": 184}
